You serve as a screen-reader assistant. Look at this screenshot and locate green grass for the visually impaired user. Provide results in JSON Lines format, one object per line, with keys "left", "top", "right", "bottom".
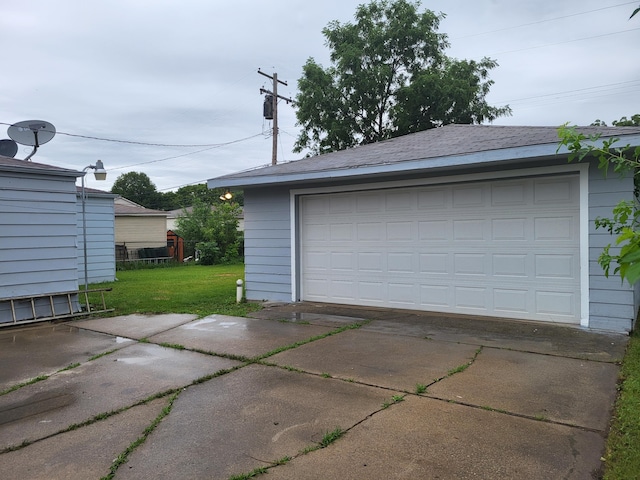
{"left": 90, "top": 263, "right": 260, "bottom": 318}
{"left": 604, "top": 329, "right": 640, "bottom": 479}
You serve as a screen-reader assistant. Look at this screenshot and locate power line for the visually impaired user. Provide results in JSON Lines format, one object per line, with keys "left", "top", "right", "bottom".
{"left": 0, "top": 121, "right": 257, "bottom": 148}
{"left": 108, "top": 133, "right": 263, "bottom": 171}
{"left": 452, "top": 2, "right": 638, "bottom": 40}
{"left": 489, "top": 27, "right": 640, "bottom": 56}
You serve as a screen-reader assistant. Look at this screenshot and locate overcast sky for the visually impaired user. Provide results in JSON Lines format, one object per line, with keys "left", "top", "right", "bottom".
{"left": 1, "top": 0, "right": 639, "bottom": 193}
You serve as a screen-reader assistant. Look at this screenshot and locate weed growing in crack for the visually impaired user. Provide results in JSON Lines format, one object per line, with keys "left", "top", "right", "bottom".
{"left": 159, "top": 342, "right": 186, "bottom": 350}
{"left": 415, "top": 383, "right": 427, "bottom": 394}
{"left": 101, "top": 392, "right": 180, "bottom": 480}
{"left": 0, "top": 374, "right": 48, "bottom": 396}
{"left": 228, "top": 467, "right": 269, "bottom": 480}
{"left": 319, "top": 427, "right": 344, "bottom": 447}
{"left": 321, "top": 372, "right": 332, "bottom": 378}
{"left": 382, "top": 394, "right": 405, "bottom": 409}
{"left": 88, "top": 349, "right": 118, "bottom": 361}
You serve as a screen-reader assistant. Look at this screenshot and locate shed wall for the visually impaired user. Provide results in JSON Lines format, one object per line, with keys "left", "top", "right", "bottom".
{"left": 77, "top": 194, "right": 116, "bottom": 284}
{"left": 0, "top": 171, "right": 79, "bottom": 298}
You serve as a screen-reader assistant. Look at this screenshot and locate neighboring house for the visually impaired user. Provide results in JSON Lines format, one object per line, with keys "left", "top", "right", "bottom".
{"left": 115, "top": 197, "right": 169, "bottom": 261}
{"left": 208, "top": 124, "right": 640, "bottom": 334}
{"left": 77, "top": 187, "right": 117, "bottom": 285}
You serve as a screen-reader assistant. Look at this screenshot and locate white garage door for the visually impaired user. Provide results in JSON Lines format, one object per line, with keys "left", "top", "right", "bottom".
{"left": 299, "top": 175, "right": 581, "bottom": 324}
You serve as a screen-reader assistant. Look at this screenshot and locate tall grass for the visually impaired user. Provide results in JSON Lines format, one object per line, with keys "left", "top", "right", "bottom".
{"left": 90, "top": 263, "right": 260, "bottom": 318}
{"left": 604, "top": 329, "right": 640, "bottom": 479}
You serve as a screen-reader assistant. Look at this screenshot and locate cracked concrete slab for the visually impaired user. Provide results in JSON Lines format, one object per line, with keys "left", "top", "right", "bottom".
{"left": 117, "top": 364, "right": 397, "bottom": 480}
{"left": 67, "top": 313, "right": 198, "bottom": 339}
{"left": 147, "top": 314, "right": 338, "bottom": 359}
{"left": 0, "top": 342, "right": 240, "bottom": 450}
{"left": 265, "top": 396, "right": 605, "bottom": 480}
{"left": 0, "top": 323, "right": 133, "bottom": 392}
{"left": 268, "top": 329, "right": 480, "bottom": 392}
{"left": 0, "top": 397, "right": 167, "bottom": 480}
{"left": 427, "top": 347, "right": 620, "bottom": 431}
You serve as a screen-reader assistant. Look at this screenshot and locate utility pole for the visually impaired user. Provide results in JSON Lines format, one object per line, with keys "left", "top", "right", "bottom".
{"left": 259, "top": 69, "right": 294, "bottom": 165}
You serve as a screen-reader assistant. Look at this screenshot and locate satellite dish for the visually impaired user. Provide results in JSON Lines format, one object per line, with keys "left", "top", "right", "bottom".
{"left": 7, "top": 120, "right": 56, "bottom": 161}
{"left": 0, "top": 139, "right": 18, "bottom": 158}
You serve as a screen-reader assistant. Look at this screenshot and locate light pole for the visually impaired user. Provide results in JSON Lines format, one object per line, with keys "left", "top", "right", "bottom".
{"left": 81, "top": 160, "right": 107, "bottom": 291}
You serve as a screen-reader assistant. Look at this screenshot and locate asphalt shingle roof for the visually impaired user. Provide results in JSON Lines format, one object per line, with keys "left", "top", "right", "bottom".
{"left": 210, "top": 124, "right": 640, "bottom": 186}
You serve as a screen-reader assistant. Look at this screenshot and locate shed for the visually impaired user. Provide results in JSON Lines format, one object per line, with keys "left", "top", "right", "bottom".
{"left": 0, "top": 155, "right": 83, "bottom": 323}
{"left": 77, "top": 187, "right": 117, "bottom": 284}
{"left": 208, "top": 124, "right": 640, "bottom": 333}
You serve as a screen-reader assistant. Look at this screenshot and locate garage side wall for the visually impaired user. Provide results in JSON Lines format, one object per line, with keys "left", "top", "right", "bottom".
{"left": 588, "top": 161, "right": 637, "bottom": 332}
{"left": 244, "top": 187, "right": 292, "bottom": 302}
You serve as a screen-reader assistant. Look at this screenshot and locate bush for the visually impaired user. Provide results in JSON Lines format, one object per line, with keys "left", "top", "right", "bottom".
{"left": 196, "top": 241, "right": 220, "bottom": 265}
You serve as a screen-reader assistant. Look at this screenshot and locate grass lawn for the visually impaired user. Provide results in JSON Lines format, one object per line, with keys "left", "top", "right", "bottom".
{"left": 89, "top": 263, "right": 261, "bottom": 318}
{"left": 604, "top": 328, "right": 640, "bottom": 479}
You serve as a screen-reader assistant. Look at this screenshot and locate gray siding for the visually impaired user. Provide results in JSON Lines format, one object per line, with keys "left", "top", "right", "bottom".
{"left": 242, "top": 160, "right": 639, "bottom": 333}
{"left": 587, "top": 160, "right": 637, "bottom": 332}
{"left": 77, "top": 193, "right": 116, "bottom": 284}
{"left": 244, "top": 188, "right": 291, "bottom": 302}
{"left": 0, "top": 171, "right": 79, "bottom": 298}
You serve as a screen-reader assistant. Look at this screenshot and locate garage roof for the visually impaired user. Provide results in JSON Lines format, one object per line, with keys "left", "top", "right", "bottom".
{"left": 208, "top": 124, "right": 640, "bottom": 188}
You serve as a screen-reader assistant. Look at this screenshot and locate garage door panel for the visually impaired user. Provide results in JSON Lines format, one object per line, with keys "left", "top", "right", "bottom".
{"left": 453, "top": 219, "right": 485, "bottom": 241}
{"left": 455, "top": 286, "right": 488, "bottom": 310}
{"left": 492, "top": 218, "right": 527, "bottom": 240}
{"left": 534, "top": 178, "right": 576, "bottom": 204}
{"left": 493, "top": 254, "right": 527, "bottom": 277}
{"left": 536, "top": 291, "right": 576, "bottom": 317}
{"left": 493, "top": 288, "right": 529, "bottom": 313}
{"left": 534, "top": 217, "right": 576, "bottom": 241}
{"left": 453, "top": 185, "right": 485, "bottom": 207}
{"left": 421, "top": 284, "right": 451, "bottom": 307}
{"left": 420, "top": 253, "right": 449, "bottom": 274}
{"left": 300, "top": 175, "right": 581, "bottom": 324}
{"left": 492, "top": 183, "right": 527, "bottom": 205}
{"left": 387, "top": 222, "right": 413, "bottom": 241}
{"left": 418, "top": 189, "right": 447, "bottom": 209}
{"left": 454, "top": 254, "right": 487, "bottom": 276}
{"left": 534, "top": 254, "right": 576, "bottom": 279}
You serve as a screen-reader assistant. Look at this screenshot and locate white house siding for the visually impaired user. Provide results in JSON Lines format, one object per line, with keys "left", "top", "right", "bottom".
{"left": 243, "top": 187, "right": 291, "bottom": 302}
{"left": 77, "top": 192, "right": 116, "bottom": 285}
{"left": 0, "top": 166, "right": 81, "bottom": 323}
{"left": 587, "top": 161, "right": 639, "bottom": 332}
{"left": 115, "top": 217, "right": 167, "bottom": 249}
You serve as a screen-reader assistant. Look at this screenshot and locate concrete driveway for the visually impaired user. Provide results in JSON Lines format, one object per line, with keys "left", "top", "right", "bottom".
{"left": 0, "top": 304, "right": 627, "bottom": 479}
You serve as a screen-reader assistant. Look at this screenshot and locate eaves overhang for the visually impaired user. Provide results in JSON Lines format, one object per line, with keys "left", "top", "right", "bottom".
{"left": 207, "top": 129, "right": 640, "bottom": 190}
{"left": 208, "top": 142, "right": 566, "bottom": 189}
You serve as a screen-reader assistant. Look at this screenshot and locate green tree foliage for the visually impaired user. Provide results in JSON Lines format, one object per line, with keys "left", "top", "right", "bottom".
{"left": 110, "top": 174, "right": 243, "bottom": 211}
{"left": 111, "top": 172, "right": 162, "bottom": 209}
{"left": 591, "top": 114, "right": 640, "bottom": 127}
{"left": 558, "top": 123, "right": 640, "bottom": 284}
{"left": 294, "top": 0, "right": 511, "bottom": 155}
{"left": 174, "top": 200, "right": 243, "bottom": 264}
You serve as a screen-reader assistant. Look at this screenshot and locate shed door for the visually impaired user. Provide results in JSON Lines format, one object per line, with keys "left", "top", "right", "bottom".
{"left": 299, "top": 175, "right": 581, "bottom": 324}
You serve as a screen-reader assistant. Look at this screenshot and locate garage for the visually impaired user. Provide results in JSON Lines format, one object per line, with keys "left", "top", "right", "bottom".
{"left": 299, "top": 174, "right": 581, "bottom": 324}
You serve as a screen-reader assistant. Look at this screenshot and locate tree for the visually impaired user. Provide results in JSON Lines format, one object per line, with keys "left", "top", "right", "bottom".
{"left": 294, "top": 0, "right": 511, "bottom": 155}
{"left": 591, "top": 115, "right": 640, "bottom": 127}
{"left": 111, "top": 172, "right": 162, "bottom": 209}
{"left": 558, "top": 122, "right": 640, "bottom": 284}
{"left": 174, "top": 200, "right": 243, "bottom": 264}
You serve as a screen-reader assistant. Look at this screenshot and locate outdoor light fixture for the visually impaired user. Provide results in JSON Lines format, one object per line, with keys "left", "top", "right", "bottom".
{"left": 220, "top": 190, "right": 233, "bottom": 201}
{"left": 81, "top": 160, "right": 107, "bottom": 292}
